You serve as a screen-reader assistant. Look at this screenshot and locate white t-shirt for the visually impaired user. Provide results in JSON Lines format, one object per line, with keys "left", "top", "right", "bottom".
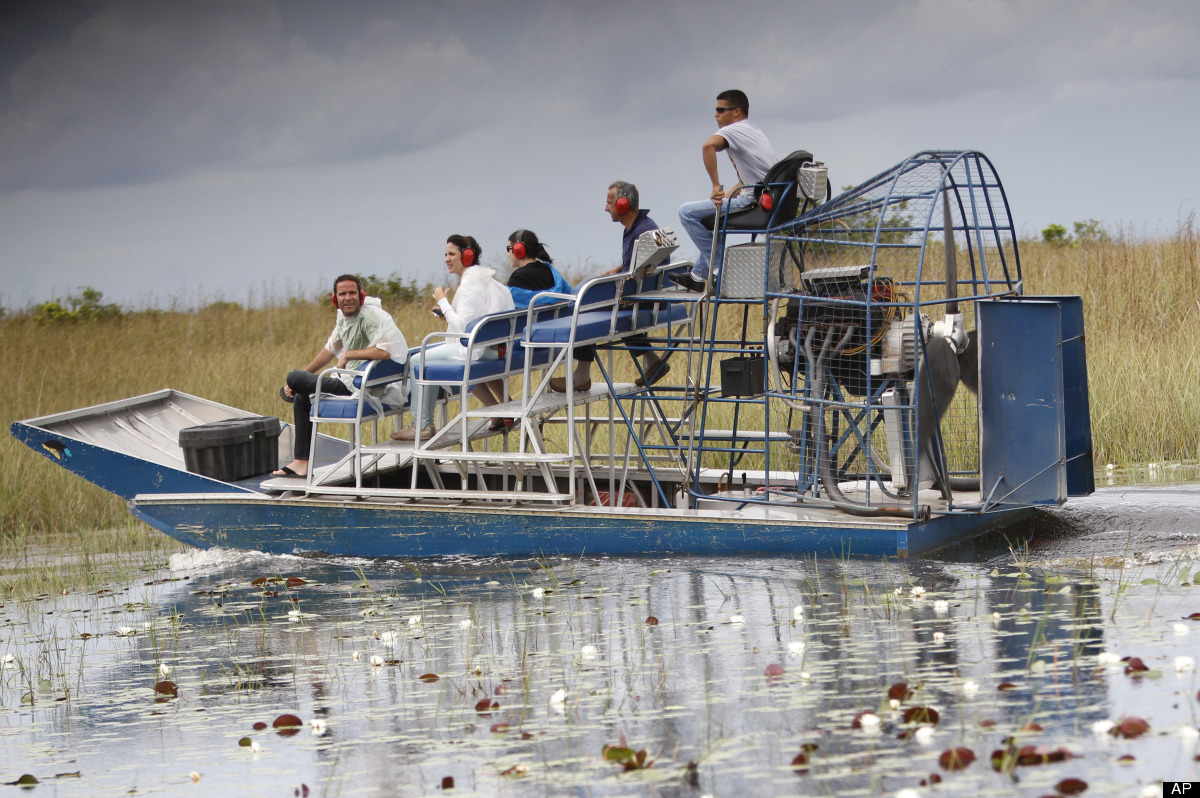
{"left": 717, "top": 119, "right": 778, "bottom": 188}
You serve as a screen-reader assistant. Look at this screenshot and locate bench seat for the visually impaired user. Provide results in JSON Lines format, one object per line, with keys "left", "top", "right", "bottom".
{"left": 525, "top": 303, "right": 690, "bottom": 346}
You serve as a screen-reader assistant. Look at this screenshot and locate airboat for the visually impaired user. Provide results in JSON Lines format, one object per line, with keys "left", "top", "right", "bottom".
{"left": 11, "top": 150, "right": 1093, "bottom": 558}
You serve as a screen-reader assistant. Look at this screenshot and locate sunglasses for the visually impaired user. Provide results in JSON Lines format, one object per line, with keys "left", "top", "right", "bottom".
{"left": 506, "top": 245, "right": 514, "bottom": 252}
{"left": 715, "top": 106, "right": 735, "bottom": 114}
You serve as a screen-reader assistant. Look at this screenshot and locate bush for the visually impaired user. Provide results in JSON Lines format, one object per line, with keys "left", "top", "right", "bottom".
{"left": 34, "top": 287, "right": 123, "bottom": 326}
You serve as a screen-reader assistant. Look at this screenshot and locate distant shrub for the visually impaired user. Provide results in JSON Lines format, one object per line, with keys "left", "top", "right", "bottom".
{"left": 1041, "top": 224, "right": 1068, "bottom": 246}
{"left": 33, "top": 287, "right": 123, "bottom": 326}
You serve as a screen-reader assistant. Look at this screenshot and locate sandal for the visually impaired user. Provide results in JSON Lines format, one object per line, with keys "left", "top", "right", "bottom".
{"left": 279, "top": 386, "right": 294, "bottom": 403}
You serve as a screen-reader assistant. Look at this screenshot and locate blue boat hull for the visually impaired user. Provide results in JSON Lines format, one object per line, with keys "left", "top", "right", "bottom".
{"left": 128, "top": 494, "right": 1035, "bottom": 559}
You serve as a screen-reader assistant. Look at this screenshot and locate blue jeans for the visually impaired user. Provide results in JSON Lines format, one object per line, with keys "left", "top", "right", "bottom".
{"left": 677, "top": 194, "right": 755, "bottom": 279}
{"left": 409, "top": 344, "right": 500, "bottom": 429}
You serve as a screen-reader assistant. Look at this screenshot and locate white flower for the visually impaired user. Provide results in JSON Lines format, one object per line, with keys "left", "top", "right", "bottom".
{"left": 116, "top": 626, "right": 136, "bottom": 636}
{"left": 798, "top": 671, "right": 812, "bottom": 682}
{"left": 1, "top": 654, "right": 14, "bottom": 667}
{"left": 189, "top": 771, "right": 202, "bottom": 783}
{"left": 1176, "top": 655, "right": 1195, "bottom": 673}
{"left": 249, "top": 740, "right": 262, "bottom": 754}
{"left": 370, "top": 655, "right": 384, "bottom": 667}
{"left": 962, "top": 680, "right": 979, "bottom": 696}
{"left": 581, "top": 645, "right": 598, "bottom": 660}
{"left": 531, "top": 587, "right": 545, "bottom": 599}
{"left": 459, "top": 619, "right": 473, "bottom": 630}
{"left": 549, "top": 688, "right": 567, "bottom": 713}
{"left": 910, "top": 586, "right": 926, "bottom": 597}
{"left": 1105, "top": 463, "right": 1115, "bottom": 472}
{"left": 407, "top": 615, "right": 422, "bottom": 627}
{"left": 286, "top": 609, "right": 302, "bottom": 621}
{"left": 992, "top": 612, "right": 1002, "bottom": 622}
{"left": 352, "top": 650, "right": 360, "bottom": 662}
{"left": 894, "top": 588, "right": 904, "bottom": 597}
{"left": 1175, "top": 623, "right": 1190, "bottom": 636}
{"left": 792, "top": 605, "right": 805, "bottom": 621}
{"left": 932, "top": 631, "right": 946, "bottom": 643}
{"left": 858, "top": 712, "right": 881, "bottom": 730}
{"left": 310, "top": 719, "right": 327, "bottom": 736}
{"left": 933, "top": 600, "right": 949, "bottom": 614}
{"left": 1090, "top": 719, "right": 1115, "bottom": 735}
{"left": 1097, "top": 651, "right": 1121, "bottom": 667}
{"left": 729, "top": 614, "right": 745, "bottom": 625}
{"left": 159, "top": 663, "right": 171, "bottom": 677}
{"left": 787, "top": 641, "right": 806, "bottom": 659}
{"left": 379, "top": 631, "right": 397, "bottom": 645}
{"left": 888, "top": 698, "right": 901, "bottom": 710}
{"left": 914, "top": 726, "right": 936, "bottom": 745}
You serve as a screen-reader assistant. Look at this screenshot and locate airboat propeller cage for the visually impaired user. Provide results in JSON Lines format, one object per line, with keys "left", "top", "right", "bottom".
{"left": 766, "top": 150, "right": 1092, "bottom": 510}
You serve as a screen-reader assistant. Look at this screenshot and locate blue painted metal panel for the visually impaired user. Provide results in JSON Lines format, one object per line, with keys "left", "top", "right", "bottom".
{"left": 128, "top": 496, "right": 1033, "bottom": 559}
{"left": 10, "top": 421, "right": 252, "bottom": 500}
{"left": 1039, "top": 295, "right": 1094, "bottom": 496}
{"left": 978, "top": 299, "right": 1066, "bottom": 506}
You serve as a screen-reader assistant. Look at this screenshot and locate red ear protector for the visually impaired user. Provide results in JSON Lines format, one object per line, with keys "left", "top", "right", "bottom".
{"left": 613, "top": 183, "right": 635, "bottom": 215}
{"left": 461, "top": 247, "right": 475, "bottom": 266}
{"left": 510, "top": 229, "right": 528, "bottom": 260}
{"left": 331, "top": 283, "right": 366, "bottom": 308}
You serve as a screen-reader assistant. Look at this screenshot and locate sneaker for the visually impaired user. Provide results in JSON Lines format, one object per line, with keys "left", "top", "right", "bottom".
{"left": 635, "top": 356, "right": 671, "bottom": 388}
{"left": 390, "top": 424, "right": 436, "bottom": 441}
{"left": 668, "top": 272, "right": 706, "bottom": 292}
{"left": 548, "top": 376, "right": 592, "bottom": 393}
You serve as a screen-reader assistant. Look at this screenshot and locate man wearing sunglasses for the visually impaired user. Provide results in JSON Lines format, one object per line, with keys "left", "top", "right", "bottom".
{"left": 672, "top": 89, "right": 777, "bottom": 292}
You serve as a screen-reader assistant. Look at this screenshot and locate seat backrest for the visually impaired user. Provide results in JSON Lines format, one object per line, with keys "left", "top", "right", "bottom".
{"left": 758, "top": 150, "right": 813, "bottom": 219}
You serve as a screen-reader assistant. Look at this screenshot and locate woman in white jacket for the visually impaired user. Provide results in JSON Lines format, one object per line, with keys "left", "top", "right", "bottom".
{"left": 392, "top": 235, "right": 516, "bottom": 440}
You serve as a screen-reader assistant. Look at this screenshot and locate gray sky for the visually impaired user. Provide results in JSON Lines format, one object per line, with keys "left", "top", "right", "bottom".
{"left": 2, "top": 0, "right": 1197, "bottom": 309}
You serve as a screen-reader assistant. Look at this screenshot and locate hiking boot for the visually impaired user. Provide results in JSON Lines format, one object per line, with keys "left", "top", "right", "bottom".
{"left": 548, "top": 376, "right": 592, "bottom": 393}
{"left": 390, "top": 423, "right": 436, "bottom": 441}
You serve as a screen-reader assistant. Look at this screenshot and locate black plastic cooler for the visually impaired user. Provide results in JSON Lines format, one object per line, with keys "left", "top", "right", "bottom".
{"left": 178, "top": 416, "right": 281, "bottom": 481}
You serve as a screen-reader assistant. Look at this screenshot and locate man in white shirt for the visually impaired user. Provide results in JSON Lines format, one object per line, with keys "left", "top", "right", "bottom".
{"left": 672, "top": 89, "right": 778, "bottom": 291}
{"left": 274, "top": 274, "right": 407, "bottom": 477}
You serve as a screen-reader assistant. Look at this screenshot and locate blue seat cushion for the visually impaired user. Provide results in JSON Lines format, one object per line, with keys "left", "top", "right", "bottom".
{"left": 526, "top": 303, "right": 689, "bottom": 345}
{"left": 350, "top": 358, "right": 407, "bottom": 390}
{"left": 419, "top": 346, "right": 552, "bottom": 384}
{"left": 312, "top": 398, "right": 402, "bottom": 420}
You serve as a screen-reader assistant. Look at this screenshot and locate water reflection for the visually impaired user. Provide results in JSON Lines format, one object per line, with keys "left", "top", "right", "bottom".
{"left": 0, "top": 547, "right": 1196, "bottom": 795}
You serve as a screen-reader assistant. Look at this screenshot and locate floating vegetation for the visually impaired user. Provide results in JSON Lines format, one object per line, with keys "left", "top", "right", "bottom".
{"left": 0, "top": 548, "right": 1198, "bottom": 794}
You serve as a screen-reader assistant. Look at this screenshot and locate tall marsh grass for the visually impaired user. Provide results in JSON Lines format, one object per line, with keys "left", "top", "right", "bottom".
{"left": 2, "top": 224, "right": 1197, "bottom": 538}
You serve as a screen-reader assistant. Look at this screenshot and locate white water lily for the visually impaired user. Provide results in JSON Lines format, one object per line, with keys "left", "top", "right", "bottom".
{"left": 249, "top": 740, "right": 262, "bottom": 754}
{"left": 1097, "top": 651, "right": 1121, "bottom": 667}
{"left": 787, "top": 641, "right": 806, "bottom": 659}
{"left": 159, "top": 663, "right": 171, "bottom": 677}
{"left": 792, "top": 605, "right": 805, "bottom": 621}
{"left": 286, "top": 609, "right": 303, "bottom": 621}
{"left": 1174, "top": 623, "right": 1190, "bottom": 636}
{"left": 1090, "top": 719, "right": 1115, "bottom": 735}
{"left": 580, "top": 645, "right": 598, "bottom": 660}
{"left": 729, "top": 614, "right": 745, "bottom": 625}
{"left": 370, "top": 655, "right": 384, "bottom": 667}
{"left": 459, "top": 619, "right": 473, "bottom": 630}
{"left": 352, "top": 650, "right": 360, "bottom": 662}
{"left": 549, "top": 688, "right": 567, "bottom": 713}
{"left": 407, "top": 614, "right": 422, "bottom": 627}
{"left": 1, "top": 654, "right": 15, "bottom": 668}
{"left": 798, "top": 671, "right": 812, "bottom": 682}
{"left": 962, "top": 680, "right": 980, "bottom": 696}
{"left": 115, "top": 626, "right": 136, "bottom": 636}
{"left": 858, "top": 712, "right": 881, "bottom": 730}
{"left": 932, "top": 631, "right": 945, "bottom": 643}
{"left": 531, "top": 587, "right": 545, "bottom": 599}
{"left": 913, "top": 726, "right": 935, "bottom": 745}
{"left": 189, "top": 771, "right": 202, "bottom": 783}
{"left": 910, "top": 586, "right": 925, "bottom": 597}
{"left": 310, "top": 719, "right": 327, "bottom": 736}
{"left": 933, "top": 600, "right": 949, "bottom": 614}
{"left": 1176, "top": 655, "right": 1195, "bottom": 672}
{"left": 894, "top": 588, "right": 904, "bottom": 597}
{"left": 378, "top": 631, "right": 397, "bottom": 645}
